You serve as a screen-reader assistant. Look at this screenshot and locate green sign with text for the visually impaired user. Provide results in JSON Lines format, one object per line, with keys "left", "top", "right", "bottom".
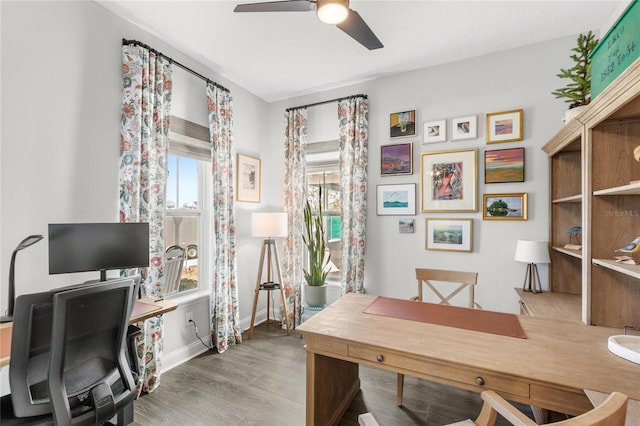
{"left": 590, "top": 0, "right": 640, "bottom": 99}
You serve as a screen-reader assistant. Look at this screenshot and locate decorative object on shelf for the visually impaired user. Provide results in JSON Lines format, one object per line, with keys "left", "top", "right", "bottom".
{"left": 634, "top": 145, "right": 640, "bottom": 162}
{"left": 0, "top": 235, "right": 43, "bottom": 323}
{"left": 551, "top": 30, "right": 598, "bottom": 112}
{"left": 425, "top": 218, "right": 473, "bottom": 252}
{"left": 390, "top": 110, "right": 416, "bottom": 138}
{"left": 423, "top": 119, "right": 447, "bottom": 143}
{"left": 420, "top": 148, "right": 477, "bottom": 212}
{"left": 484, "top": 147, "right": 525, "bottom": 183}
{"left": 614, "top": 255, "right": 637, "bottom": 265}
{"left": 376, "top": 183, "right": 416, "bottom": 215}
{"left": 482, "top": 193, "right": 527, "bottom": 221}
{"left": 608, "top": 334, "right": 640, "bottom": 364}
{"left": 514, "top": 240, "right": 550, "bottom": 294}
{"left": 565, "top": 226, "right": 582, "bottom": 250}
{"left": 615, "top": 236, "right": 640, "bottom": 254}
{"left": 451, "top": 115, "right": 478, "bottom": 141}
{"left": 248, "top": 212, "right": 290, "bottom": 338}
{"left": 303, "top": 189, "right": 331, "bottom": 307}
{"left": 399, "top": 219, "right": 415, "bottom": 234}
{"left": 485, "top": 109, "right": 523, "bottom": 143}
{"left": 380, "top": 142, "right": 412, "bottom": 175}
{"left": 236, "top": 153, "right": 261, "bottom": 203}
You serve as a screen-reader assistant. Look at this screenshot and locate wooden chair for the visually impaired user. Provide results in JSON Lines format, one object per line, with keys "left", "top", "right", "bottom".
{"left": 397, "top": 268, "right": 480, "bottom": 406}
{"left": 448, "top": 390, "right": 628, "bottom": 426}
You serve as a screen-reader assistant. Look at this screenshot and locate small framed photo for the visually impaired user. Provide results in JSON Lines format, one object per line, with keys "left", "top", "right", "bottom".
{"left": 390, "top": 110, "right": 416, "bottom": 138}
{"left": 420, "top": 149, "right": 477, "bottom": 212}
{"left": 399, "top": 219, "right": 415, "bottom": 234}
{"left": 426, "top": 218, "right": 473, "bottom": 252}
{"left": 451, "top": 115, "right": 478, "bottom": 141}
{"left": 423, "top": 119, "right": 447, "bottom": 143}
{"left": 236, "top": 153, "right": 261, "bottom": 203}
{"left": 381, "top": 142, "right": 413, "bottom": 176}
{"left": 376, "top": 183, "right": 416, "bottom": 216}
{"left": 482, "top": 193, "right": 528, "bottom": 220}
{"left": 484, "top": 147, "right": 525, "bottom": 183}
{"left": 486, "top": 109, "right": 523, "bottom": 144}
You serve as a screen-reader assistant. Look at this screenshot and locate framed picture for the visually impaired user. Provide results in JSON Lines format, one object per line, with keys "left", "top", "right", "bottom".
{"left": 484, "top": 147, "right": 525, "bottom": 183}
{"left": 381, "top": 142, "right": 413, "bottom": 176}
{"left": 482, "top": 193, "right": 528, "bottom": 220}
{"left": 420, "top": 149, "right": 477, "bottom": 212}
{"left": 486, "top": 109, "right": 523, "bottom": 143}
{"left": 423, "top": 119, "right": 447, "bottom": 143}
{"left": 399, "top": 219, "right": 415, "bottom": 234}
{"left": 390, "top": 110, "right": 416, "bottom": 138}
{"left": 426, "top": 218, "right": 473, "bottom": 252}
{"left": 451, "top": 115, "right": 478, "bottom": 141}
{"left": 376, "top": 183, "right": 416, "bottom": 216}
{"left": 236, "top": 153, "right": 261, "bottom": 203}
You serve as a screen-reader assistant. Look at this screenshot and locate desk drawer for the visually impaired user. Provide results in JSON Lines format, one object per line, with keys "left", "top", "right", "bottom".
{"left": 348, "top": 344, "right": 529, "bottom": 398}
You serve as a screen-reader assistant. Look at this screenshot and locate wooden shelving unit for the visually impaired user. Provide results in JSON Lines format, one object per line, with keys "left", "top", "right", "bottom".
{"left": 541, "top": 56, "right": 640, "bottom": 328}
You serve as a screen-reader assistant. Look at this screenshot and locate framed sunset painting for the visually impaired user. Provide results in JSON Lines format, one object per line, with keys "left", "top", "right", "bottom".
{"left": 484, "top": 147, "right": 524, "bottom": 183}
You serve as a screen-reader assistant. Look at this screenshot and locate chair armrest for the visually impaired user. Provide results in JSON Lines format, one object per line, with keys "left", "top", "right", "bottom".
{"left": 477, "top": 391, "right": 537, "bottom": 426}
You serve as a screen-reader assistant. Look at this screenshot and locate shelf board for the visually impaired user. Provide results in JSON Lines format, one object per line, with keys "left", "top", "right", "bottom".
{"left": 593, "top": 182, "right": 640, "bottom": 196}
{"left": 592, "top": 258, "right": 640, "bottom": 279}
{"left": 551, "top": 194, "right": 582, "bottom": 203}
{"left": 552, "top": 246, "right": 583, "bottom": 259}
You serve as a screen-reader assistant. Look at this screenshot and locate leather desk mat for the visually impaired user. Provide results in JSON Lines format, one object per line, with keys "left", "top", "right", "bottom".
{"left": 364, "top": 296, "right": 527, "bottom": 339}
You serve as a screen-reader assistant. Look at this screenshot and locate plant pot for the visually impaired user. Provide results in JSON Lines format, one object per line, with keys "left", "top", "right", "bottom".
{"left": 563, "top": 105, "right": 587, "bottom": 123}
{"left": 304, "top": 284, "right": 327, "bottom": 307}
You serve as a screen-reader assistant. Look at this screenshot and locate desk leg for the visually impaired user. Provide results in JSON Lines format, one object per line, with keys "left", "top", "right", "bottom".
{"left": 306, "top": 351, "right": 360, "bottom": 426}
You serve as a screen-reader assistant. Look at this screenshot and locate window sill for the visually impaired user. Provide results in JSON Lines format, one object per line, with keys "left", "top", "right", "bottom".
{"left": 163, "top": 288, "right": 209, "bottom": 306}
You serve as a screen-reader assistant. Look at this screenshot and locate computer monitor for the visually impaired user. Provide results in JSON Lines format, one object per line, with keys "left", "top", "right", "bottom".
{"left": 48, "top": 223, "right": 149, "bottom": 281}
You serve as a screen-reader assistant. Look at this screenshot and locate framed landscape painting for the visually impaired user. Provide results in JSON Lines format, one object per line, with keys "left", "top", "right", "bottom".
{"left": 425, "top": 218, "right": 473, "bottom": 252}
{"left": 376, "top": 183, "right": 416, "bottom": 215}
{"left": 420, "top": 149, "right": 477, "bottom": 212}
{"left": 486, "top": 109, "right": 523, "bottom": 143}
{"left": 482, "top": 193, "right": 527, "bottom": 220}
{"left": 484, "top": 147, "right": 525, "bottom": 183}
{"left": 381, "top": 142, "right": 412, "bottom": 175}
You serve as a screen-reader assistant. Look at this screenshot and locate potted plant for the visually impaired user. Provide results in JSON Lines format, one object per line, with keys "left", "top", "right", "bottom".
{"left": 551, "top": 30, "right": 599, "bottom": 122}
{"left": 302, "top": 188, "right": 331, "bottom": 307}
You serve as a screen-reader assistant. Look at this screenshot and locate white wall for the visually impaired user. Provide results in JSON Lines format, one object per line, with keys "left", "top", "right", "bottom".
{"left": 268, "top": 35, "right": 579, "bottom": 314}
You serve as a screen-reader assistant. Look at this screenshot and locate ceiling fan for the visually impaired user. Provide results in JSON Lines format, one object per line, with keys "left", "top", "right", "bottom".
{"left": 233, "top": 0, "right": 383, "bottom": 50}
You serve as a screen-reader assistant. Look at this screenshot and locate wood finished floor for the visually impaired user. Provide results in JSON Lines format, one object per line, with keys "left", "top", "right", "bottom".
{"left": 132, "top": 323, "right": 534, "bottom": 425}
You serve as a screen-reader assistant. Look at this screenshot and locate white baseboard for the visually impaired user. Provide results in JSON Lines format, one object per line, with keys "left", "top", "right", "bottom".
{"left": 161, "top": 337, "right": 211, "bottom": 373}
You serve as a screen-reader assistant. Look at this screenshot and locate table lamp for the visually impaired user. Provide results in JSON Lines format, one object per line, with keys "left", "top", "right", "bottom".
{"left": 1, "top": 234, "right": 43, "bottom": 323}
{"left": 514, "top": 240, "right": 550, "bottom": 294}
{"left": 248, "top": 212, "right": 290, "bottom": 338}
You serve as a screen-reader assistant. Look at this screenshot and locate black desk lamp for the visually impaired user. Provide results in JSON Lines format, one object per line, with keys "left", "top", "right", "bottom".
{"left": 0, "top": 234, "right": 43, "bottom": 323}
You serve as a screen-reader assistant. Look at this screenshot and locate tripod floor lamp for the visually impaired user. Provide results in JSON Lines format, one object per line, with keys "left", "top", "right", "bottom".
{"left": 248, "top": 212, "right": 290, "bottom": 338}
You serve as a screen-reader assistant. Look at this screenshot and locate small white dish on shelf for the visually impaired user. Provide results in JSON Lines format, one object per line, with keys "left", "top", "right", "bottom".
{"left": 608, "top": 335, "right": 640, "bottom": 364}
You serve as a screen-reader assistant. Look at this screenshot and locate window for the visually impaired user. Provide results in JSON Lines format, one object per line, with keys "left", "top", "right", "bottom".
{"left": 164, "top": 117, "right": 212, "bottom": 296}
{"left": 306, "top": 141, "right": 341, "bottom": 284}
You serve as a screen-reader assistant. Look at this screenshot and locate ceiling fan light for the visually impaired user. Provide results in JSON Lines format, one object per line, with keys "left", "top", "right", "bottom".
{"left": 317, "top": 1, "right": 349, "bottom": 24}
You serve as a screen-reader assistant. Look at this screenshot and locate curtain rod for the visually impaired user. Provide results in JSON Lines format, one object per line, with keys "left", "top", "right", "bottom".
{"left": 122, "top": 39, "right": 230, "bottom": 93}
{"left": 286, "top": 94, "right": 367, "bottom": 112}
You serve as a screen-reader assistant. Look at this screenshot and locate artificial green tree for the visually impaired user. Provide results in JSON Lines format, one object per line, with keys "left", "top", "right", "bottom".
{"left": 551, "top": 31, "right": 599, "bottom": 108}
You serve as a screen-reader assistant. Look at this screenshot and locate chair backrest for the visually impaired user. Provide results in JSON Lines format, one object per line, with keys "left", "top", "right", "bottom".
{"left": 414, "top": 268, "right": 481, "bottom": 309}
{"left": 163, "top": 245, "right": 185, "bottom": 296}
{"left": 48, "top": 278, "right": 137, "bottom": 425}
{"left": 473, "top": 390, "right": 628, "bottom": 426}
{"left": 9, "top": 278, "right": 136, "bottom": 424}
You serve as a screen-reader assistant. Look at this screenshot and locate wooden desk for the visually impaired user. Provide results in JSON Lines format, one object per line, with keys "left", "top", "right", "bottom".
{"left": 297, "top": 294, "right": 640, "bottom": 426}
{"left": 0, "top": 298, "right": 176, "bottom": 368}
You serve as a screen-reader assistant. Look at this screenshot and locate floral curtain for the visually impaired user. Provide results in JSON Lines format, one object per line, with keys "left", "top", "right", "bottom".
{"left": 207, "top": 83, "right": 242, "bottom": 353}
{"left": 119, "top": 44, "right": 172, "bottom": 394}
{"left": 338, "top": 97, "right": 368, "bottom": 294}
{"left": 282, "top": 108, "right": 308, "bottom": 328}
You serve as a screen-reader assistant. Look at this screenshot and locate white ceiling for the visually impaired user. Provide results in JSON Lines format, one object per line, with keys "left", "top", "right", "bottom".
{"left": 99, "top": 0, "right": 624, "bottom": 103}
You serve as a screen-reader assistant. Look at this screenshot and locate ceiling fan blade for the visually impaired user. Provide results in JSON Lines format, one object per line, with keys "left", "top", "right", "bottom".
{"left": 234, "top": 0, "right": 313, "bottom": 13}
{"left": 337, "top": 9, "right": 383, "bottom": 50}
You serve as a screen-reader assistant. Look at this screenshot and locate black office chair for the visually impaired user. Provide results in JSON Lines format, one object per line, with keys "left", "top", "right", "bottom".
{"left": 0, "top": 278, "right": 137, "bottom": 425}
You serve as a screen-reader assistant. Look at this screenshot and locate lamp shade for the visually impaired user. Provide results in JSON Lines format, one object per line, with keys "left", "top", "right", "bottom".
{"left": 251, "top": 212, "right": 288, "bottom": 238}
{"left": 514, "top": 240, "right": 550, "bottom": 264}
